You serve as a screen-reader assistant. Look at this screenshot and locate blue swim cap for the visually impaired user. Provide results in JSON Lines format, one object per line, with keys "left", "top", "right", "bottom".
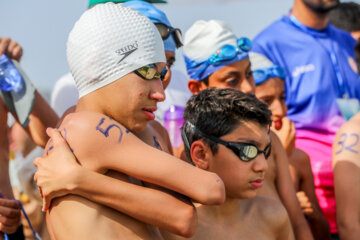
{"left": 124, "top": 0, "right": 176, "bottom": 52}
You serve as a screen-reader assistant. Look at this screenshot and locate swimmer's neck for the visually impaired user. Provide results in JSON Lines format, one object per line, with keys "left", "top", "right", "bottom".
{"left": 199, "top": 197, "right": 242, "bottom": 222}
{"left": 76, "top": 97, "right": 105, "bottom": 114}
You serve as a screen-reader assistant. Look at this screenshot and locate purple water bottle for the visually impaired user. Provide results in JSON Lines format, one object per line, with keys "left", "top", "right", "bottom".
{"left": 164, "top": 105, "right": 185, "bottom": 148}
{"left": 0, "top": 54, "right": 24, "bottom": 92}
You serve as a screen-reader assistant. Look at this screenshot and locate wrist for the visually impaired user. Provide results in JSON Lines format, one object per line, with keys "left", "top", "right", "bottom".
{"left": 68, "top": 165, "right": 86, "bottom": 194}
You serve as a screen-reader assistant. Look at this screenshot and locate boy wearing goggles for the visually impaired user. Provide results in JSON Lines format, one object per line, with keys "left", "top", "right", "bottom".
{"left": 251, "top": 52, "right": 331, "bottom": 240}
{"left": 34, "top": 4, "right": 226, "bottom": 240}
{"left": 162, "top": 88, "right": 291, "bottom": 240}
{"left": 182, "top": 19, "right": 314, "bottom": 240}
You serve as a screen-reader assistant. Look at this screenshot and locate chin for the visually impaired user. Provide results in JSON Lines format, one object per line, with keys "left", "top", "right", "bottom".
{"left": 303, "top": 0, "right": 339, "bottom": 13}
{"left": 230, "top": 190, "right": 257, "bottom": 199}
{"left": 131, "top": 122, "right": 148, "bottom": 134}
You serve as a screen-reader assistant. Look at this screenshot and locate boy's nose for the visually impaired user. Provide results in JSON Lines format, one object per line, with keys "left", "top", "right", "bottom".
{"left": 150, "top": 79, "right": 166, "bottom": 102}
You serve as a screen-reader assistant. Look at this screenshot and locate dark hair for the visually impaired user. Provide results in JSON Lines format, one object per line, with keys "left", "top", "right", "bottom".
{"left": 355, "top": 40, "right": 360, "bottom": 73}
{"left": 182, "top": 88, "right": 272, "bottom": 161}
{"left": 329, "top": 2, "right": 360, "bottom": 32}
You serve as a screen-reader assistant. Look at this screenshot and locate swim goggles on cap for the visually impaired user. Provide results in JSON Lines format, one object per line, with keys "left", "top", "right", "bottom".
{"left": 155, "top": 23, "right": 183, "bottom": 48}
{"left": 182, "top": 122, "right": 271, "bottom": 162}
{"left": 134, "top": 64, "right": 168, "bottom": 81}
{"left": 253, "top": 66, "right": 287, "bottom": 85}
{"left": 189, "top": 37, "right": 252, "bottom": 80}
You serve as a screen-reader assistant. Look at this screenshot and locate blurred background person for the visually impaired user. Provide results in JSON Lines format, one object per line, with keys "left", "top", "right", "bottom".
{"left": 252, "top": 1, "right": 360, "bottom": 238}
{"left": 250, "top": 52, "right": 331, "bottom": 240}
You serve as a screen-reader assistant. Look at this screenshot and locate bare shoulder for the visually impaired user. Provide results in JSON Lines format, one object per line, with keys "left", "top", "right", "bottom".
{"left": 333, "top": 113, "right": 360, "bottom": 168}
{"left": 50, "top": 111, "right": 130, "bottom": 172}
{"left": 269, "top": 130, "right": 284, "bottom": 161}
{"left": 148, "top": 120, "right": 173, "bottom": 154}
{"left": 289, "top": 149, "right": 310, "bottom": 173}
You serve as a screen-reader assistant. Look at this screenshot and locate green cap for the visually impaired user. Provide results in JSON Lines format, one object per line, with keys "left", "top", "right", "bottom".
{"left": 89, "top": 0, "right": 167, "bottom": 8}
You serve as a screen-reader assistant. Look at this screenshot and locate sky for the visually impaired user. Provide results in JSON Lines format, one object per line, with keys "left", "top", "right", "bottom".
{"left": 0, "top": 0, "right": 359, "bottom": 97}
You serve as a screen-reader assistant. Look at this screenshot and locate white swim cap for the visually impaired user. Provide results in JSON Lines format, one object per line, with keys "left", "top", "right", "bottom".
{"left": 249, "top": 52, "right": 274, "bottom": 71}
{"left": 183, "top": 20, "right": 249, "bottom": 80}
{"left": 183, "top": 20, "right": 237, "bottom": 63}
{"left": 67, "top": 3, "right": 165, "bottom": 98}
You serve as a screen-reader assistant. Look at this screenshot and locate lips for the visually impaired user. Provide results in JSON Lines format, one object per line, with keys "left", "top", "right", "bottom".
{"left": 274, "top": 119, "right": 282, "bottom": 130}
{"left": 249, "top": 178, "right": 264, "bottom": 189}
{"left": 142, "top": 107, "right": 157, "bottom": 120}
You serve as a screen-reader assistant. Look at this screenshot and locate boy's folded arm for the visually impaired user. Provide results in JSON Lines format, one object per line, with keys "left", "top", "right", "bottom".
{"left": 61, "top": 111, "right": 225, "bottom": 205}
{"left": 70, "top": 168, "right": 197, "bottom": 237}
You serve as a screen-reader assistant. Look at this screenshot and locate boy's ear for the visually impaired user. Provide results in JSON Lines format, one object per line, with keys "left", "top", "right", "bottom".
{"left": 188, "top": 80, "right": 203, "bottom": 95}
{"left": 190, "top": 140, "right": 212, "bottom": 170}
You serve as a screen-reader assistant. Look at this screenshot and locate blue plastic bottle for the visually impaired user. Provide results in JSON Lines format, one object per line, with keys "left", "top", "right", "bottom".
{"left": 0, "top": 54, "right": 24, "bottom": 92}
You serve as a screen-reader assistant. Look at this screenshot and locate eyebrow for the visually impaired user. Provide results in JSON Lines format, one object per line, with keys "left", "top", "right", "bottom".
{"left": 246, "top": 62, "right": 251, "bottom": 71}
{"left": 236, "top": 137, "right": 271, "bottom": 148}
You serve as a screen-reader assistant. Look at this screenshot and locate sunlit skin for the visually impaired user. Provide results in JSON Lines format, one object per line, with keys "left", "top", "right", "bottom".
{"left": 77, "top": 62, "right": 166, "bottom": 134}
{"left": 255, "top": 77, "right": 287, "bottom": 130}
{"left": 188, "top": 59, "right": 255, "bottom": 95}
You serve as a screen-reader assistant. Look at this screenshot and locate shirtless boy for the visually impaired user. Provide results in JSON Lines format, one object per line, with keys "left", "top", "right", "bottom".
{"left": 333, "top": 112, "right": 360, "bottom": 240}
{"left": 160, "top": 87, "right": 292, "bottom": 240}
{"left": 182, "top": 19, "right": 313, "bottom": 240}
{"left": 35, "top": 4, "right": 225, "bottom": 239}
{"left": 250, "top": 52, "right": 330, "bottom": 239}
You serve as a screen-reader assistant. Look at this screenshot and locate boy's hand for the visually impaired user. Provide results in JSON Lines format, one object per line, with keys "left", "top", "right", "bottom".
{"left": 0, "top": 38, "right": 23, "bottom": 62}
{"left": 296, "top": 191, "right": 314, "bottom": 216}
{"left": 0, "top": 198, "right": 21, "bottom": 234}
{"left": 272, "top": 117, "right": 295, "bottom": 156}
{"left": 34, "top": 128, "right": 82, "bottom": 211}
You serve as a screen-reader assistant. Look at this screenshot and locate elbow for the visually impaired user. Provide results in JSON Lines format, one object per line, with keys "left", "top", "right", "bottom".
{"left": 338, "top": 217, "right": 360, "bottom": 238}
{"left": 173, "top": 205, "right": 197, "bottom": 238}
{"left": 201, "top": 173, "right": 225, "bottom": 205}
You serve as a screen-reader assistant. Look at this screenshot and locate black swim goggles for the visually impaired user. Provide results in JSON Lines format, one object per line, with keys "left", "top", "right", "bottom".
{"left": 182, "top": 122, "right": 271, "bottom": 162}
{"left": 155, "top": 23, "right": 183, "bottom": 48}
{"left": 134, "top": 64, "right": 168, "bottom": 81}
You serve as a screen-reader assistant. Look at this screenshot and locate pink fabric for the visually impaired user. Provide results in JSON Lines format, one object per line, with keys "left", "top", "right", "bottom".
{"left": 296, "top": 130, "right": 337, "bottom": 233}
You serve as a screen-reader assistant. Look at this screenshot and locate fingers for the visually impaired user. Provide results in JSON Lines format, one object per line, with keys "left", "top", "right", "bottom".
{"left": 46, "top": 128, "right": 67, "bottom": 146}
{"left": 0, "top": 38, "right": 23, "bottom": 62}
{"left": 0, "top": 199, "right": 20, "bottom": 210}
{"left": 0, "top": 38, "right": 11, "bottom": 57}
{"left": 296, "top": 191, "right": 313, "bottom": 215}
{"left": 6, "top": 40, "right": 22, "bottom": 62}
{"left": 0, "top": 199, "right": 21, "bottom": 234}
{"left": 0, "top": 222, "right": 19, "bottom": 234}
